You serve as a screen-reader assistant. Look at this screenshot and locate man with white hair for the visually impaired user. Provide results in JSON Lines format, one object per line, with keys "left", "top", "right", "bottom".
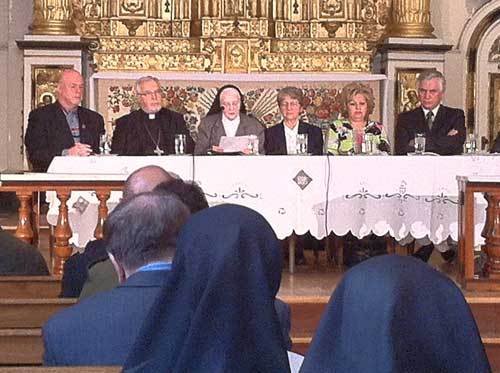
{"left": 111, "top": 76, "right": 194, "bottom": 155}
{"left": 195, "top": 84, "right": 265, "bottom": 154}
{"left": 395, "top": 70, "right": 466, "bottom": 155}
{"left": 25, "top": 69, "right": 104, "bottom": 171}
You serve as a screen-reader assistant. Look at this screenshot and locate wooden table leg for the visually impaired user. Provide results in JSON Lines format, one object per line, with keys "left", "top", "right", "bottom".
{"left": 482, "top": 192, "right": 500, "bottom": 279}
{"left": 53, "top": 191, "right": 73, "bottom": 276}
{"left": 15, "top": 192, "right": 33, "bottom": 244}
{"left": 94, "top": 191, "right": 111, "bottom": 240}
{"left": 289, "top": 233, "right": 296, "bottom": 274}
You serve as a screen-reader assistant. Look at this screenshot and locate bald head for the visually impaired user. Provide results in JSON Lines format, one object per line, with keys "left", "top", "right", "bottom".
{"left": 123, "top": 165, "right": 174, "bottom": 200}
{"left": 57, "top": 69, "right": 84, "bottom": 112}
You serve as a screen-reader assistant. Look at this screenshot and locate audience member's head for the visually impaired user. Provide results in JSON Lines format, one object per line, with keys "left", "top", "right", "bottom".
{"left": 154, "top": 179, "right": 208, "bottom": 213}
{"left": 135, "top": 76, "right": 163, "bottom": 114}
{"left": 123, "top": 165, "right": 174, "bottom": 200}
{"left": 104, "top": 191, "right": 190, "bottom": 281}
{"left": 123, "top": 204, "right": 289, "bottom": 372}
{"left": 206, "top": 84, "right": 247, "bottom": 117}
{"left": 300, "top": 255, "right": 491, "bottom": 373}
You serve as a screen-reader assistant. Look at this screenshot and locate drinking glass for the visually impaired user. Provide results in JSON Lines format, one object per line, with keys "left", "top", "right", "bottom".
{"left": 99, "top": 134, "right": 111, "bottom": 155}
{"left": 174, "top": 134, "right": 186, "bottom": 155}
{"left": 414, "top": 133, "right": 426, "bottom": 154}
{"left": 296, "top": 133, "right": 308, "bottom": 155}
{"left": 247, "top": 135, "right": 259, "bottom": 155}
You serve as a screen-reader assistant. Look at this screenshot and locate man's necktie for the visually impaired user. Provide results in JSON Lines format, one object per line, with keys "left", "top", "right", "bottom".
{"left": 426, "top": 111, "right": 434, "bottom": 130}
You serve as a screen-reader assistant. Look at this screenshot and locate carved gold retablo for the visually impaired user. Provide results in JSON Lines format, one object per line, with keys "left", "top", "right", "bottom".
{"left": 386, "top": 0, "right": 435, "bottom": 38}
{"left": 31, "top": 0, "right": 76, "bottom": 35}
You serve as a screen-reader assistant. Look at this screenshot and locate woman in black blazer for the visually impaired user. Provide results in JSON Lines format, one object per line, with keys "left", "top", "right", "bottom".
{"left": 264, "top": 86, "right": 323, "bottom": 155}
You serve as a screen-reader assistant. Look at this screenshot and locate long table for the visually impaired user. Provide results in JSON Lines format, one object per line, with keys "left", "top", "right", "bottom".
{"left": 43, "top": 154, "right": 500, "bottom": 248}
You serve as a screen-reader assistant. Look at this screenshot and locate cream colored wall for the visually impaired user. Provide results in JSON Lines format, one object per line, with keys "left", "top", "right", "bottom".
{"left": 430, "top": 0, "right": 472, "bottom": 109}
{"left": 0, "top": 0, "right": 32, "bottom": 171}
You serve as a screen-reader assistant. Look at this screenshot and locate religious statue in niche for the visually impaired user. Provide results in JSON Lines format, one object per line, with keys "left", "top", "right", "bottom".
{"left": 225, "top": 0, "right": 244, "bottom": 17}
{"left": 84, "top": 0, "right": 101, "bottom": 18}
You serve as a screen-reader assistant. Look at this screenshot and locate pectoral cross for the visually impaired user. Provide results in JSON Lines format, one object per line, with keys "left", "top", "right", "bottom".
{"left": 154, "top": 146, "right": 164, "bottom": 156}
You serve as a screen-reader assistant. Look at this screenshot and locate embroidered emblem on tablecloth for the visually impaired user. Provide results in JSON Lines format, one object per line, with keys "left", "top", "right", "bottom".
{"left": 293, "top": 170, "right": 312, "bottom": 190}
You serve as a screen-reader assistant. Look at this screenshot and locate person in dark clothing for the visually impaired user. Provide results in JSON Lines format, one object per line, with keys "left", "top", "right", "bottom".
{"left": 300, "top": 255, "right": 491, "bottom": 373}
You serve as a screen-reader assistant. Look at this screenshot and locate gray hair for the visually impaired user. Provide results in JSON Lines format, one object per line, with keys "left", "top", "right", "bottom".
{"left": 135, "top": 76, "right": 161, "bottom": 94}
{"left": 417, "top": 70, "right": 446, "bottom": 92}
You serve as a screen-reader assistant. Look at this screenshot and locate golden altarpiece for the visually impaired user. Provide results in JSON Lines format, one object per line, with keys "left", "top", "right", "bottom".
{"left": 21, "top": 0, "right": 441, "bottom": 149}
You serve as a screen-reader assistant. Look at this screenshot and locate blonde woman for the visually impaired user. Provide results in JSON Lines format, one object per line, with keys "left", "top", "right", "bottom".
{"left": 327, "top": 83, "right": 390, "bottom": 155}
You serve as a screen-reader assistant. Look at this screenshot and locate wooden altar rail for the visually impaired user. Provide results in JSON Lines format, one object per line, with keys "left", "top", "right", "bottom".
{"left": 457, "top": 177, "right": 500, "bottom": 291}
{"left": 0, "top": 179, "right": 124, "bottom": 275}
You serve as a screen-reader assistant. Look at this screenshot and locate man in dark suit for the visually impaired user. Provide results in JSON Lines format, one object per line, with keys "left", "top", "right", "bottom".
{"left": 0, "top": 227, "right": 49, "bottom": 275}
{"left": 264, "top": 86, "right": 323, "bottom": 156}
{"left": 395, "top": 70, "right": 466, "bottom": 155}
{"left": 25, "top": 69, "right": 104, "bottom": 172}
{"left": 395, "top": 70, "right": 464, "bottom": 262}
{"left": 195, "top": 85, "right": 265, "bottom": 154}
{"left": 111, "top": 76, "right": 194, "bottom": 156}
{"left": 43, "top": 191, "right": 191, "bottom": 366}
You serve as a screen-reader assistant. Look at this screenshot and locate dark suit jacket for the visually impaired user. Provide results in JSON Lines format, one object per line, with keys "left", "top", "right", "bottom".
{"left": 43, "top": 270, "right": 171, "bottom": 366}
{"left": 395, "top": 105, "right": 466, "bottom": 155}
{"left": 264, "top": 121, "right": 324, "bottom": 155}
{"left": 491, "top": 133, "right": 500, "bottom": 153}
{"left": 0, "top": 227, "right": 49, "bottom": 275}
{"left": 194, "top": 113, "right": 265, "bottom": 154}
{"left": 25, "top": 102, "right": 104, "bottom": 172}
{"left": 111, "top": 108, "right": 194, "bottom": 155}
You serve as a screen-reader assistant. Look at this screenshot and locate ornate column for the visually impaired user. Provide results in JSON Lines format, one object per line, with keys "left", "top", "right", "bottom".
{"left": 387, "top": 0, "right": 435, "bottom": 38}
{"left": 31, "top": 0, "right": 76, "bottom": 35}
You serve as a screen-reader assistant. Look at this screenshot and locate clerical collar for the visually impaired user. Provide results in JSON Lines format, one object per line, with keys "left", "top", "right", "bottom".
{"left": 137, "top": 261, "right": 172, "bottom": 272}
{"left": 141, "top": 109, "right": 160, "bottom": 120}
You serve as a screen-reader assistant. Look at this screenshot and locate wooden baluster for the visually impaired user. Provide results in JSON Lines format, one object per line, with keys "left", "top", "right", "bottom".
{"left": 53, "top": 191, "right": 72, "bottom": 276}
{"left": 15, "top": 191, "right": 33, "bottom": 244}
{"left": 94, "top": 191, "right": 111, "bottom": 240}
{"left": 482, "top": 192, "right": 500, "bottom": 279}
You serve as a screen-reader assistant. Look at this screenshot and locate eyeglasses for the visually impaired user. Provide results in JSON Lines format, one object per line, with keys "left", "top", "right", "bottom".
{"left": 138, "top": 89, "right": 162, "bottom": 97}
{"left": 280, "top": 101, "right": 301, "bottom": 108}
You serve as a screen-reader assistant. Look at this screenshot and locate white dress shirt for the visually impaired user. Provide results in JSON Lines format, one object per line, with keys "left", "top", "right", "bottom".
{"left": 284, "top": 122, "right": 299, "bottom": 155}
{"left": 222, "top": 115, "right": 240, "bottom": 137}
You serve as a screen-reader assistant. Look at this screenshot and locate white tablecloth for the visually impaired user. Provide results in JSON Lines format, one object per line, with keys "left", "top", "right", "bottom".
{"left": 46, "top": 154, "right": 500, "bottom": 247}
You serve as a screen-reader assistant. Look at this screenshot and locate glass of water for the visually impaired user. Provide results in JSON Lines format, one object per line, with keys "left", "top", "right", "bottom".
{"left": 296, "top": 133, "right": 308, "bottom": 155}
{"left": 99, "top": 134, "right": 111, "bottom": 155}
{"left": 174, "top": 134, "right": 186, "bottom": 155}
{"left": 414, "top": 133, "right": 426, "bottom": 154}
{"left": 247, "top": 135, "right": 259, "bottom": 155}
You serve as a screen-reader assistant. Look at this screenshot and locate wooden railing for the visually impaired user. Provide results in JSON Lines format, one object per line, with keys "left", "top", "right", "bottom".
{"left": 0, "top": 176, "right": 124, "bottom": 275}
{"left": 457, "top": 176, "right": 500, "bottom": 291}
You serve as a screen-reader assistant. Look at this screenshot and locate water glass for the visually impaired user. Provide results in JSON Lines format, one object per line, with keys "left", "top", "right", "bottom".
{"left": 99, "top": 134, "right": 111, "bottom": 155}
{"left": 247, "top": 135, "right": 259, "bottom": 155}
{"left": 296, "top": 133, "right": 308, "bottom": 155}
{"left": 363, "top": 133, "right": 374, "bottom": 154}
{"left": 465, "top": 133, "right": 477, "bottom": 154}
{"left": 414, "top": 133, "right": 426, "bottom": 154}
{"left": 174, "top": 134, "right": 186, "bottom": 155}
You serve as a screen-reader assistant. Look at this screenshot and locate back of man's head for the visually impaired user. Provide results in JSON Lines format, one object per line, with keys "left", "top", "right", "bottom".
{"left": 123, "top": 165, "right": 174, "bottom": 200}
{"left": 104, "top": 191, "right": 190, "bottom": 274}
{"left": 154, "top": 179, "right": 209, "bottom": 214}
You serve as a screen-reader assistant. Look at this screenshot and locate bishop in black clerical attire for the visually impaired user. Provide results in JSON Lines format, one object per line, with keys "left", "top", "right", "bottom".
{"left": 111, "top": 76, "right": 194, "bottom": 156}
